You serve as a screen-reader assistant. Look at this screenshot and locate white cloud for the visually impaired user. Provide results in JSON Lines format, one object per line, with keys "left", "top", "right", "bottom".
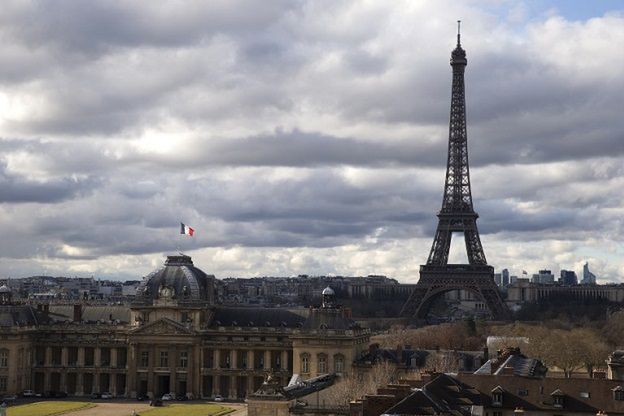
{"left": 0, "top": 1, "right": 623, "bottom": 283}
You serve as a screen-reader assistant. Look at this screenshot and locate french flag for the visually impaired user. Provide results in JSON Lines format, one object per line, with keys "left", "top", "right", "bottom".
{"left": 180, "top": 223, "right": 195, "bottom": 236}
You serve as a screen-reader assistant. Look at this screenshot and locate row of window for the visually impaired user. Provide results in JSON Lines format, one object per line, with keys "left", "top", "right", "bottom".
{"left": 300, "top": 353, "right": 344, "bottom": 374}
{"left": 140, "top": 351, "right": 188, "bottom": 368}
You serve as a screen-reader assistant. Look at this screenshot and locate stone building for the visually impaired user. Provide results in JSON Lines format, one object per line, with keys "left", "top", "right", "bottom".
{"left": 0, "top": 256, "right": 370, "bottom": 399}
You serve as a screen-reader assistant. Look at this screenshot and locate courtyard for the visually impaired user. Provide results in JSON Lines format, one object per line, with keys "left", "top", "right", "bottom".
{"left": 4, "top": 401, "right": 241, "bottom": 416}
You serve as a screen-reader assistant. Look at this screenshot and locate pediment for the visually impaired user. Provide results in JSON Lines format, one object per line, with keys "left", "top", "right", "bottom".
{"left": 131, "top": 317, "right": 193, "bottom": 336}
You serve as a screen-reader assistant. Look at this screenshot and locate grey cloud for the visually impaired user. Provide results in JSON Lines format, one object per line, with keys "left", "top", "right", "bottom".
{"left": 0, "top": 163, "right": 100, "bottom": 203}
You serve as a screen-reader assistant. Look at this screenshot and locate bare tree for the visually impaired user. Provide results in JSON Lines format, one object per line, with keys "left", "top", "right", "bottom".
{"left": 325, "top": 361, "right": 397, "bottom": 406}
{"left": 423, "top": 351, "right": 461, "bottom": 373}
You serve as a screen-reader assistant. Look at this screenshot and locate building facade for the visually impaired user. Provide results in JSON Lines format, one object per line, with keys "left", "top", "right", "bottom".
{"left": 0, "top": 256, "right": 369, "bottom": 399}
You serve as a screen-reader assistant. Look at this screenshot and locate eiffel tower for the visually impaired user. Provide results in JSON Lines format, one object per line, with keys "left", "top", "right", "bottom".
{"left": 400, "top": 22, "right": 510, "bottom": 322}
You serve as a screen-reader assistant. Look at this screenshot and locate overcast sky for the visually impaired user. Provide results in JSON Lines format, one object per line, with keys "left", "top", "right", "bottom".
{"left": 1, "top": 0, "right": 623, "bottom": 283}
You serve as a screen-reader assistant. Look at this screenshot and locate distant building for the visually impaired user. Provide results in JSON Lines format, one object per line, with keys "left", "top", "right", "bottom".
{"left": 582, "top": 262, "right": 597, "bottom": 285}
{"left": 506, "top": 280, "right": 624, "bottom": 307}
{"left": 531, "top": 270, "right": 555, "bottom": 285}
{"left": 0, "top": 256, "right": 369, "bottom": 399}
{"left": 502, "top": 268, "right": 510, "bottom": 287}
{"left": 494, "top": 273, "right": 502, "bottom": 287}
{"left": 560, "top": 269, "right": 578, "bottom": 285}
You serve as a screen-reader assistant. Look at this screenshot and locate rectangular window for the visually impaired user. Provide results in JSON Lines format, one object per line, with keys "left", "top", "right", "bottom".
{"left": 0, "top": 351, "right": 8, "bottom": 367}
{"left": 334, "top": 356, "right": 344, "bottom": 373}
{"left": 160, "top": 351, "right": 169, "bottom": 367}
{"left": 179, "top": 351, "right": 188, "bottom": 368}
{"left": 0, "top": 376, "right": 6, "bottom": 392}
{"left": 318, "top": 355, "right": 327, "bottom": 373}
{"left": 140, "top": 351, "right": 149, "bottom": 368}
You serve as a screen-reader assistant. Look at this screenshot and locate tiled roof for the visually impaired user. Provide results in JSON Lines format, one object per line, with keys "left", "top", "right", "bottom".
{"left": 457, "top": 373, "right": 624, "bottom": 413}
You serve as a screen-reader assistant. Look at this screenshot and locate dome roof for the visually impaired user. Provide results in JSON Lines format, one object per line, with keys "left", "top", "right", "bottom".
{"left": 321, "top": 286, "right": 335, "bottom": 296}
{"left": 0, "top": 285, "right": 11, "bottom": 293}
{"left": 135, "top": 255, "right": 214, "bottom": 305}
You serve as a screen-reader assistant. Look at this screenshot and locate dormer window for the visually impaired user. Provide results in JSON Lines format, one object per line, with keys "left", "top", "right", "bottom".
{"left": 613, "top": 386, "right": 624, "bottom": 401}
{"left": 551, "top": 389, "right": 565, "bottom": 408}
{"left": 491, "top": 386, "right": 504, "bottom": 407}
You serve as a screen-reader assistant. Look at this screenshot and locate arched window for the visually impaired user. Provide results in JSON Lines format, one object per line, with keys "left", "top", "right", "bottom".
{"left": 334, "top": 354, "right": 345, "bottom": 374}
{"left": 318, "top": 353, "right": 327, "bottom": 373}
{"left": 301, "top": 353, "right": 310, "bottom": 373}
{"left": 0, "top": 349, "right": 8, "bottom": 368}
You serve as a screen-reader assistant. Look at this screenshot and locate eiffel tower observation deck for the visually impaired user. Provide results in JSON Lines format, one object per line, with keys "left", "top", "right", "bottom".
{"left": 401, "top": 23, "right": 510, "bottom": 322}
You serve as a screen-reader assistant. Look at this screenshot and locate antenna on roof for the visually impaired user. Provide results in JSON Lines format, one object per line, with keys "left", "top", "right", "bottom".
{"left": 457, "top": 20, "right": 461, "bottom": 46}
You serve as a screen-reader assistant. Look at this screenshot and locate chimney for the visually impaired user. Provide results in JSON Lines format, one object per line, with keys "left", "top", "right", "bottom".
{"left": 73, "top": 304, "right": 83, "bottom": 322}
{"left": 483, "top": 346, "right": 489, "bottom": 361}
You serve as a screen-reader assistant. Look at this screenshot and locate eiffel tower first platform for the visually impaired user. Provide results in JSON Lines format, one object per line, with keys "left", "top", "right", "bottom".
{"left": 400, "top": 23, "right": 510, "bottom": 322}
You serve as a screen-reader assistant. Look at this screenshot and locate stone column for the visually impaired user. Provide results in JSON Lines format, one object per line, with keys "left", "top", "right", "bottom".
{"left": 45, "top": 347, "right": 52, "bottom": 366}
{"left": 281, "top": 350, "right": 289, "bottom": 372}
{"left": 214, "top": 350, "right": 221, "bottom": 369}
{"left": 127, "top": 343, "right": 138, "bottom": 398}
{"left": 247, "top": 350, "right": 253, "bottom": 370}
{"left": 93, "top": 371, "right": 100, "bottom": 394}
{"left": 110, "top": 373, "right": 117, "bottom": 396}
{"left": 60, "top": 372, "right": 67, "bottom": 393}
{"left": 169, "top": 347, "right": 176, "bottom": 395}
{"left": 147, "top": 345, "right": 155, "bottom": 398}
{"left": 230, "top": 375, "right": 237, "bottom": 399}
{"left": 77, "top": 347, "right": 85, "bottom": 367}
{"left": 213, "top": 374, "right": 220, "bottom": 396}
{"left": 94, "top": 348, "right": 101, "bottom": 368}
{"left": 61, "top": 347, "right": 68, "bottom": 367}
{"left": 264, "top": 350, "right": 271, "bottom": 370}
{"left": 247, "top": 376, "right": 254, "bottom": 396}
{"left": 44, "top": 371, "right": 51, "bottom": 392}
{"left": 75, "top": 373, "right": 84, "bottom": 397}
{"left": 231, "top": 349, "right": 238, "bottom": 369}
{"left": 193, "top": 345, "right": 201, "bottom": 398}
{"left": 110, "top": 348, "right": 118, "bottom": 369}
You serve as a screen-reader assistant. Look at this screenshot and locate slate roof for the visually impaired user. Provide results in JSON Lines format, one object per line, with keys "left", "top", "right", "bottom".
{"left": 210, "top": 306, "right": 307, "bottom": 328}
{"left": 382, "top": 374, "right": 482, "bottom": 416}
{"left": 474, "top": 348, "right": 547, "bottom": 378}
{"left": 0, "top": 305, "right": 48, "bottom": 327}
{"left": 48, "top": 305, "right": 131, "bottom": 323}
{"left": 301, "top": 308, "right": 360, "bottom": 331}
{"left": 356, "top": 347, "right": 428, "bottom": 367}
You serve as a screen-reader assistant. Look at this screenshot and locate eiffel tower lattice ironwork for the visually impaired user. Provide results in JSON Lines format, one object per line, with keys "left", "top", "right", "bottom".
{"left": 401, "top": 22, "right": 510, "bottom": 321}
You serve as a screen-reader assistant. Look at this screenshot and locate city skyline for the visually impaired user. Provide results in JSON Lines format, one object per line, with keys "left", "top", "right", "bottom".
{"left": 1, "top": 1, "right": 624, "bottom": 282}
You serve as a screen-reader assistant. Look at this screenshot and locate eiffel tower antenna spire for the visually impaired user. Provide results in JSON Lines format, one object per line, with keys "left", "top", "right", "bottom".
{"left": 400, "top": 24, "right": 510, "bottom": 322}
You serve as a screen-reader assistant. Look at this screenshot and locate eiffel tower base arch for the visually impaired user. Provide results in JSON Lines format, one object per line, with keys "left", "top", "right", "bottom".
{"left": 400, "top": 264, "right": 511, "bottom": 323}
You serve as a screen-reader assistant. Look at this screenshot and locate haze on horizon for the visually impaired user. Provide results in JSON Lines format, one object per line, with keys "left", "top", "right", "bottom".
{"left": 0, "top": 1, "right": 623, "bottom": 283}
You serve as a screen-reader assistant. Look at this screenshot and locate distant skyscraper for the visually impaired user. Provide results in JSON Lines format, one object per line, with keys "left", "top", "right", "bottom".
{"left": 560, "top": 269, "right": 578, "bottom": 285}
{"left": 502, "top": 269, "right": 510, "bottom": 287}
{"left": 581, "top": 262, "right": 597, "bottom": 285}
{"left": 494, "top": 273, "right": 502, "bottom": 287}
